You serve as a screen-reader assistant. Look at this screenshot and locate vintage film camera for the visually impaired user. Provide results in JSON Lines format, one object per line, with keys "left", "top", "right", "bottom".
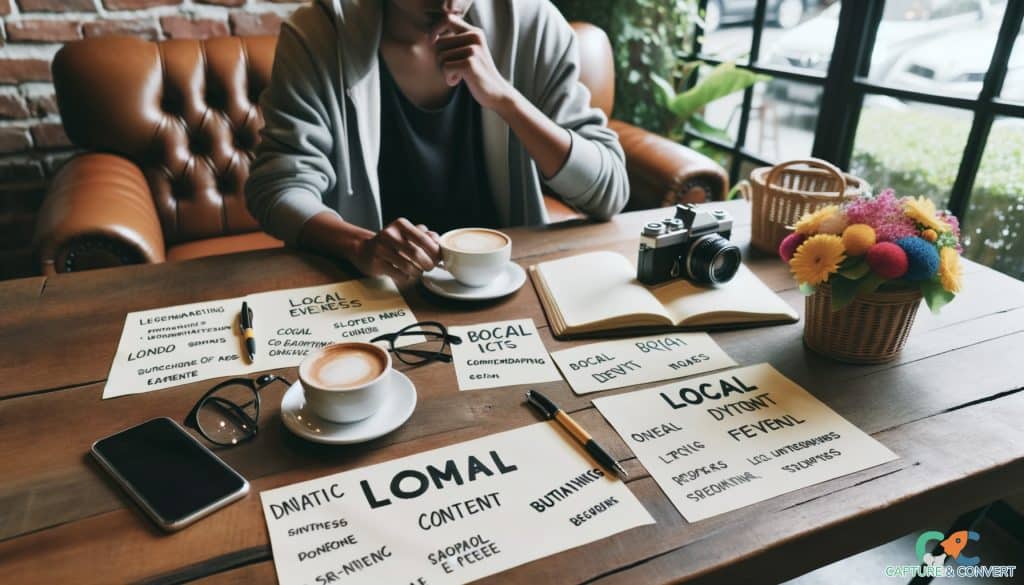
{"left": 637, "top": 204, "right": 742, "bottom": 286}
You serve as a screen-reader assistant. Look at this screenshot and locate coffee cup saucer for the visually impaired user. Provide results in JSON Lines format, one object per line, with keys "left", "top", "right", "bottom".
{"left": 421, "top": 262, "right": 526, "bottom": 301}
{"left": 279, "top": 371, "right": 416, "bottom": 445}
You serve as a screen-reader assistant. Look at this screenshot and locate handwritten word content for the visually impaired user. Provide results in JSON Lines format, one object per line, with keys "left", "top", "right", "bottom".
{"left": 260, "top": 422, "right": 654, "bottom": 585}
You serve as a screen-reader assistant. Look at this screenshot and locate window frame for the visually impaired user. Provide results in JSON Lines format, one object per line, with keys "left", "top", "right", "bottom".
{"left": 687, "top": 0, "right": 1024, "bottom": 222}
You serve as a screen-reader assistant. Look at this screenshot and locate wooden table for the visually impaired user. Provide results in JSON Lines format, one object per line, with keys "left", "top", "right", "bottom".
{"left": 1, "top": 200, "right": 1022, "bottom": 584}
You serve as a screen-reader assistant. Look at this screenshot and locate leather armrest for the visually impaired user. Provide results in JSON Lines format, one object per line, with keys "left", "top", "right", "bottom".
{"left": 609, "top": 120, "right": 730, "bottom": 210}
{"left": 34, "top": 153, "right": 165, "bottom": 275}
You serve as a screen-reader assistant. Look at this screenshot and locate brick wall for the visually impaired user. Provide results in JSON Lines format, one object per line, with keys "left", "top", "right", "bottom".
{"left": 0, "top": 0, "right": 303, "bottom": 280}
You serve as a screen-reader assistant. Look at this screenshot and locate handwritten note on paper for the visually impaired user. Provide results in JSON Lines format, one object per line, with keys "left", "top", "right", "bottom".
{"left": 103, "top": 279, "right": 419, "bottom": 398}
{"left": 448, "top": 318, "right": 562, "bottom": 390}
{"left": 593, "top": 363, "right": 898, "bottom": 522}
{"left": 260, "top": 422, "right": 654, "bottom": 585}
{"left": 549, "top": 333, "right": 736, "bottom": 395}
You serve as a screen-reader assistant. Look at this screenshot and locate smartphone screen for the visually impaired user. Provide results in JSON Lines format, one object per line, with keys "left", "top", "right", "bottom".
{"left": 92, "top": 417, "right": 248, "bottom": 529}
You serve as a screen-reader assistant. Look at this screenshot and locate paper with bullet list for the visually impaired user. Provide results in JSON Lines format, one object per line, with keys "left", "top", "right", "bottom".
{"left": 448, "top": 318, "right": 562, "bottom": 391}
{"left": 593, "top": 363, "right": 898, "bottom": 522}
{"left": 102, "top": 279, "right": 419, "bottom": 398}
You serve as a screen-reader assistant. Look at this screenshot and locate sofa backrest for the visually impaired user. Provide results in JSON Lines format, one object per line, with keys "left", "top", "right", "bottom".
{"left": 53, "top": 36, "right": 275, "bottom": 245}
{"left": 51, "top": 22, "right": 614, "bottom": 245}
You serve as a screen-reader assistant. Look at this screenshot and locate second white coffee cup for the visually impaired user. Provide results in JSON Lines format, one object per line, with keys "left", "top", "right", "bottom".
{"left": 439, "top": 227, "right": 512, "bottom": 287}
{"left": 298, "top": 342, "right": 392, "bottom": 423}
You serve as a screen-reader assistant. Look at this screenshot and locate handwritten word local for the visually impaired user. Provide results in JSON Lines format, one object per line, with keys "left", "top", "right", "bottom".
{"left": 659, "top": 375, "right": 807, "bottom": 442}
{"left": 287, "top": 292, "right": 362, "bottom": 317}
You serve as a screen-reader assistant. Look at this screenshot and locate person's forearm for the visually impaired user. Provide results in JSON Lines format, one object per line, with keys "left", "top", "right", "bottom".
{"left": 493, "top": 91, "right": 571, "bottom": 179}
{"left": 298, "top": 210, "right": 373, "bottom": 261}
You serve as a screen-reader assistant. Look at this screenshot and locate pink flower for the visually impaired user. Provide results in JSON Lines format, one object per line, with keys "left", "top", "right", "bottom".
{"left": 844, "top": 189, "right": 918, "bottom": 242}
{"left": 937, "top": 211, "right": 964, "bottom": 253}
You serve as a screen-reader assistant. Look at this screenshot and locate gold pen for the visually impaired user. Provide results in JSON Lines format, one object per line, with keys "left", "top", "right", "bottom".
{"left": 525, "top": 389, "right": 628, "bottom": 479}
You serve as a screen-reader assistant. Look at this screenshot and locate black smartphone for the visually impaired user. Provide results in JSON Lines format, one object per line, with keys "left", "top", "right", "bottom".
{"left": 91, "top": 417, "right": 249, "bottom": 531}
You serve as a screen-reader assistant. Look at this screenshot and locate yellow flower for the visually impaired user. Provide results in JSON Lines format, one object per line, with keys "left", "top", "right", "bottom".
{"left": 794, "top": 205, "right": 847, "bottom": 235}
{"left": 790, "top": 234, "right": 846, "bottom": 285}
{"left": 939, "top": 246, "right": 962, "bottom": 293}
{"left": 904, "top": 196, "right": 949, "bottom": 232}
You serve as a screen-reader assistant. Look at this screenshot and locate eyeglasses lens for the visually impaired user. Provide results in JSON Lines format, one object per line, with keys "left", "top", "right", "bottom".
{"left": 196, "top": 383, "right": 258, "bottom": 445}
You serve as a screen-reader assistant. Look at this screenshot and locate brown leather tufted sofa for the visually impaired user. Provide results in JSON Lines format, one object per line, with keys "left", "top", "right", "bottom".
{"left": 34, "top": 23, "right": 728, "bottom": 275}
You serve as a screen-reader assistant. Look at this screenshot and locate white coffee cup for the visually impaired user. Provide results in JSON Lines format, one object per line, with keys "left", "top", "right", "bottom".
{"left": 298, "top": 342, "right": 392, "bottom": 423}
{"left": 439, "top": 227, "right": 512, "bottom": 287}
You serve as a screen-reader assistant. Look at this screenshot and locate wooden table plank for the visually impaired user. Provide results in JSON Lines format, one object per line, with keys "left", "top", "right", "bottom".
{"left": 2, "top": 201, "right": 1023, "bottom": 585}
{"left": 3, "top": 271, "right": 1022, "bottom": 542}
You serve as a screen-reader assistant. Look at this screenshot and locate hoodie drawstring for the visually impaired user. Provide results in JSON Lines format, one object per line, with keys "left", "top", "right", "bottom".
{"left": 333, "top": 0, "right": 354, "bottom": 196}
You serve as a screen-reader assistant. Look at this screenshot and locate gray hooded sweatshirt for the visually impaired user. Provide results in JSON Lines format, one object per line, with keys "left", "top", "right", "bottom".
{"left": 246, "top": 0, "right": 629, "bottom": 245}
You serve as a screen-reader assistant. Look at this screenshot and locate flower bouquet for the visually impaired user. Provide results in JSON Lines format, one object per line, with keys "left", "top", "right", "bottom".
{"left": 779, "top": 189, "right": 964, "bottom": 363}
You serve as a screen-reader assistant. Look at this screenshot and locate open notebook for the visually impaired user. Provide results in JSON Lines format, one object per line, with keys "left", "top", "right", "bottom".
{"left": 530, "top": 251, "right": 798, "bottom": 338}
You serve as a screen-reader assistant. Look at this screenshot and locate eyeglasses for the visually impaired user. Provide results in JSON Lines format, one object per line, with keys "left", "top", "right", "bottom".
{"left": 184, "top": 374, "right": 291, "bottom": 447}
{"left": 371, "top": 321, "right": 462, "bottom": 365}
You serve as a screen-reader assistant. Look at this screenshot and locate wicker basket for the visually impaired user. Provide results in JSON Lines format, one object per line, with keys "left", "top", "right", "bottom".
{"left": 804, "top": 282, "right": 922, "bottom": 364}
{"left": 739, "top": 159, "right": 870, "bottom": 254}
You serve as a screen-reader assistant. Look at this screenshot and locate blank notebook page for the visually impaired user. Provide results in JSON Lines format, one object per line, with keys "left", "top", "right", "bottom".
{"left": 535, "top": 251, "right": 669, "bottom": 328}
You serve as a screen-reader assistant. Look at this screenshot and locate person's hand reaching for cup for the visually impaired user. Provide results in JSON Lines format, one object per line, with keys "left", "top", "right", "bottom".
{"left": 350, "top": 218, "right": 441, "bottom": 284}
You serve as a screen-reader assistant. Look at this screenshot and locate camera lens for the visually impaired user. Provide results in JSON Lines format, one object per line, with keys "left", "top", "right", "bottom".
{"left": 685, "top": 234, "right": 741, "bottom": 284}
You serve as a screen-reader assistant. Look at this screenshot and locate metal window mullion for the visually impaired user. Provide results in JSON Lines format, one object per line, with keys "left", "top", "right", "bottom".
{"left": 947, "top": 3, "right": 1024, "bottom": 220}
{"left": 729, "top": 0, "right": 769, "bottom": 185}
{"left": 853, "top": 79, "right": 999, "bottom": 111}
{"left": 698, "top": 56, "right": 827, "bottom": 84}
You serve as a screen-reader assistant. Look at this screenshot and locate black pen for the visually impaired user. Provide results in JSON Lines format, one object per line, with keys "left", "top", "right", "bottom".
{"left": 240, "top": 301, "right": 255, "bottom": 362}
{"left": 525, "top": 389, "right": 628, "bottom": 479}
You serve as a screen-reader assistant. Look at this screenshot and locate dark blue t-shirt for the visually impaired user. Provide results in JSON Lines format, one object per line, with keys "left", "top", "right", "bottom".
{"left": 377, "top": 56, "right": 498, "bottom": 233}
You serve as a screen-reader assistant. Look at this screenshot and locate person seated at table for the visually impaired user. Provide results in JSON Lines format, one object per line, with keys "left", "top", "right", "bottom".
{"left": 245, "top": 0, "right": 629, "bottom": 283}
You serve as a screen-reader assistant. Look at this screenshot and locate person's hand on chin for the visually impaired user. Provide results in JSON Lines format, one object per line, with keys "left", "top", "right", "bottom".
{"left": 433, "top": 14, "right": 516, "bottom": 113}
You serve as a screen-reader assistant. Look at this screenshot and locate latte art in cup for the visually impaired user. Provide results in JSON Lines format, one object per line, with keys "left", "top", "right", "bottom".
{"left": 298, "top": 342, "right": 392, "bottom": 423}
{"left": 443, "top": 229, "right": 509, "bottom": 253}
{"left": 304, "top": 345, "right": 387, "bottom": 389}
{"left": 439, "top": 228, "right": 512, "bottom": 288}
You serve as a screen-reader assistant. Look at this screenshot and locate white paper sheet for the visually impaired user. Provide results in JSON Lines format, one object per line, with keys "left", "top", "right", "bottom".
{"left": 448, "top": 318, "right": 562, "bottom": 391}
{"left": 260, "top": 422, "right": 654, "bottom": 585}
{"left": 593, "top": 363, "right": 898, "bottom": 522}
{"left": 103, "top": 279, "right": 419, "bottom": 398}
{"left": 549, "top": 332, "right": 736, "bottom": 395}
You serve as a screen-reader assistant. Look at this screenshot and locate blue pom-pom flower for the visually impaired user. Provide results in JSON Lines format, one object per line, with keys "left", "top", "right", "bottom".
{"left": 895, "top": 236, "right": 939, "bottom": 281}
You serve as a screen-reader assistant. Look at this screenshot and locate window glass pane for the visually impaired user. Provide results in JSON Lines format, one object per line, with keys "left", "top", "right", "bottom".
{"left": 749, "top": 80, "right": 822, "bottom": 161}
{"left": 850, "top": 98, "right": 972, "bottom": 206}
{"left": 699, "top": 3, "right": 754, "bottom": 63}
{"left": 760, "top": 1, "right": 840, "bottom": 72}
{"left": 964, "top": 117, "right": 1024, "bottom": 279}
{"left": 867, "top": 0, "right": 1004, "bottom": 98}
